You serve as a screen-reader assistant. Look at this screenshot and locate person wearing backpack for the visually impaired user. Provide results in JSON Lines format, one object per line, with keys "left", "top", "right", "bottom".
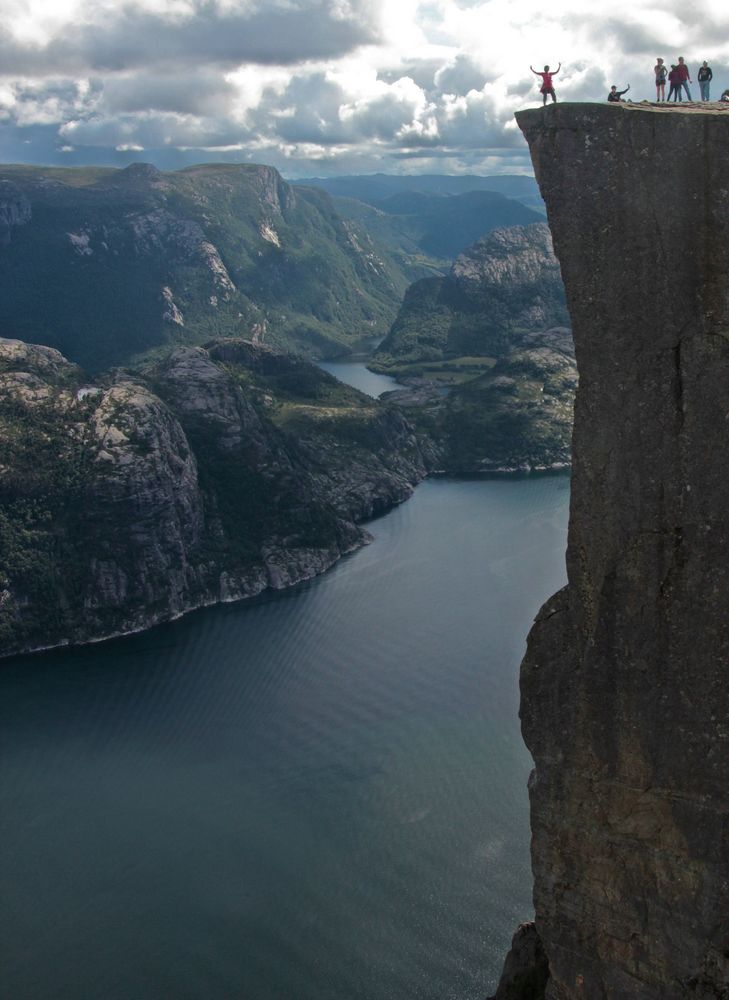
{"left": 667, "top": 65, "right": 680, "bottom": 102}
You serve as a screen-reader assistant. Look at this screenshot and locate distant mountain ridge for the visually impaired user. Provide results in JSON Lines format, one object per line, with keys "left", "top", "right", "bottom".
{"left": 293, "top": 172, "right": 544, "bottom": 212}
{"left": 324, "top": 189, "right": 545, "bottom": 263}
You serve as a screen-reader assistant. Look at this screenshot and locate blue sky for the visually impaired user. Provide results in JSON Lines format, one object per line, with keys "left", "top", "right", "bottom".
{"left": 1, "top": 0, "right": 726, "bottom": 176}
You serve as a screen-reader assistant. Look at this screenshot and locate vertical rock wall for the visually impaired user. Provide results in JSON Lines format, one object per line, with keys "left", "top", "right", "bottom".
{"left": 515, "top": 104, "right": 729, "bottom": 998}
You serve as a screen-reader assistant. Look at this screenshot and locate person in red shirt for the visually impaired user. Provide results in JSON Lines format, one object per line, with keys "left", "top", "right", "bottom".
{"left": 530, "top": 63, "right": 561, "bottom": 105}
{"left": 676, "top": 57, "right": 693, "bottom": 100}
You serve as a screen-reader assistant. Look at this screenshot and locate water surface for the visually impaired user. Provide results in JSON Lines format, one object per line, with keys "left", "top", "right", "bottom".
{"left": 318, "top": 360, "right": 400, "bottom": 398}
{"left": 0, "top": 476, "right": 569, "bottom": 1000}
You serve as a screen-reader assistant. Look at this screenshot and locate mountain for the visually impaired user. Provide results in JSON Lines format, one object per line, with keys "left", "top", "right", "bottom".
{"left": 326, "top": 189, "right": 545, "bottom": 263}
{"left": 381, "top": 327, "right": 576, "bottom": 474}
{"left": 0, "top": 336, "right": 426, "bottom": 657}
{"left": 371, "top": 223, "right": 569, "bottom": 372}
{"left": 438, "top": 327, "right": 575, "bottom": 473}
{"left": 505, "top": 103, "right": 729, "bottom": 997}
{"left": 0, "top": 163, "right": 415, "bottom": 372}
{"left": 293, "top": 172, "right": 544, "bottom": 212}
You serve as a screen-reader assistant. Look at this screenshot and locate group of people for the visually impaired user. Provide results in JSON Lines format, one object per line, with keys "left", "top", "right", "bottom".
{"left": 653, "top": 57, "right": 714, "bottom": 102}
{"left": 530, "top": 58, "right": 725, "bottom": 106}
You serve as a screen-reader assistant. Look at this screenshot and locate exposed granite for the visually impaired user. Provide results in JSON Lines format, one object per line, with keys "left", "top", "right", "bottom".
{"left": 489, "top": 922, "right": 550, "bottom": 1000}
{"left": 0, "top": 181, "right": 31, "bottom": 245}
{"left": 512, "top": 103, "right": 729, "bottom": 998}
{"left": 0, "top": 337, "right": 426, "bottom": 657}
{"left": 371, "top": 223, "right": 569, "bottom": 371}
{"left": 441, "top": 326, "right": 575, "bottom": 474}
{"left": 378, "top": 327, "right": 576, "bottom": 475}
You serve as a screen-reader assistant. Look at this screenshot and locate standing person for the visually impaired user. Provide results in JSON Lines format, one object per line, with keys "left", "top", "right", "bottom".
{"left": 607, "top": 84, "right": 630, "bottom": 102}
{"left": 654, "top": 58, "right": 667, "bottom": 101}
{"left": 677, "top": 57, "right": 693, "bottom": 100}
{"left": 698, "top": 61, "right": 713, "bottom": 100}
{"left": 667, "top": 64, "right": 680, "bottom": 102}
{"left": 530, "top": 63, "right": 561, "bottom": 105}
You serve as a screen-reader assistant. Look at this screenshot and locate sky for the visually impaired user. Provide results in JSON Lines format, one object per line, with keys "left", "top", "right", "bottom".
{"left": 1, "top": 0, "right": 728, "bottom": 178}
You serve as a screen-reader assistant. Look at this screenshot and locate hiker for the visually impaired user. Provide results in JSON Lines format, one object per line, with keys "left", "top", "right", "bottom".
{"left": 677, "top": 57, "right": 692, "bottom": 100}
{"left": 654, "top": 58, "right": 667, "bottom": 101}
{"left": 667, "top": 65, "right": 681, "bottom": 102}
{"left": 530, "top": 63, "right": 561, "bottom": 105}
{"left": 698, "top": 62, "right": 713, "bottom": 101}
{"left": 607, "top": 84, "right": 630, "bottom": 103}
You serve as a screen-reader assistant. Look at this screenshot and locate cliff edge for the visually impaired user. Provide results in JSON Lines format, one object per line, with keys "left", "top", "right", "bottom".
{"left": 514, "top": 103, "right": 729, "bottom": 998}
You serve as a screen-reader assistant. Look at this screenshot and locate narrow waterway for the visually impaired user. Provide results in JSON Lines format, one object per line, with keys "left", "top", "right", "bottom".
{"left": 318, "top": 359, "right": 400, "bottom": 398}
{"left": 0, "top": 476, "right": 569, "bottom": 1000}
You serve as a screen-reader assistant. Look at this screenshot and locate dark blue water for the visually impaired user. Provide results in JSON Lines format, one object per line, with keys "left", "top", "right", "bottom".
{"left": 0, "top": 477, "right": 569, "bottom": 1000}
{"left": 317, "top": 361, "right": 399, "bottom": 398}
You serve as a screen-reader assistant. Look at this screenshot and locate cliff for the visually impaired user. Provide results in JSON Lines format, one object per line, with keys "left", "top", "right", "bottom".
{"left": 0, "top": 337, "right": 426, "bottom": 657}
{"left": 368, "top": 223, "right": 575, "bottom": 473}
{"left": 371, "top": 223, "right": 569, "bottom": 371}
{"left": 513, "top": 103, "right": 729, "bottom": 998}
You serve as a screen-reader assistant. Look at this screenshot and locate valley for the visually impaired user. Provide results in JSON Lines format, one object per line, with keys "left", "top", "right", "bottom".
{"left": 0, "top": 165, "right": 574, "bottom": 657}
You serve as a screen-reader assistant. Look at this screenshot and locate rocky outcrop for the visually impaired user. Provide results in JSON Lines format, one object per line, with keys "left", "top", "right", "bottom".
{"left": 0, "top": 337, "right": 427, "bottom": 657}
{"left": 489, "top": 922, "right": 550, "bottom": 1000}
{"left": 513, "top": 103, "right": 729, "bottom": 998}
{"left": 451, "top": 224, "right": 563, "bottom": 328}
{"left": 371, "top": 223, "right": 569, "bottom": 371}
{"left": 441, "top": 326, "right": 575, "bottom": 473}
{"left": 0, "top": 181, "right": 31, "bottom": 246}
{"left": 380, "top": 326, "right": 576, "bottom": 475}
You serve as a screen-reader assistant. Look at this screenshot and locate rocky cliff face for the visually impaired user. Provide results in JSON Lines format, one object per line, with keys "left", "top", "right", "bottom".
{"left": 514, "top": 104, "right": 729, "bottom": 998}
{"left": 372, "top": 223, "right": 569, "bottom": 370}
{"left": 440, "top": 326, "right": 575, "bottom": 473}
{"left": 0, "top": 336, "right": 426, "bottom": 657}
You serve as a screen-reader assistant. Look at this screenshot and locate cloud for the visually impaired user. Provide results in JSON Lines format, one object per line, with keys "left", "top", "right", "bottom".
{"left": 102, "top": 71, "right": 237, "bottom": 116}
{"left": 0, "top": 0, "right": 384, "bottom": 75}
{"left": 435, "top": 55, "right": 487, "bottom": 95}
{"left": 2, "top": 0, "right": 729, "bottom": 176}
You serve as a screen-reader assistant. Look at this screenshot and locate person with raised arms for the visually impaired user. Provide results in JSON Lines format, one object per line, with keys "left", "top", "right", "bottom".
{"left": 530, "top": 63, "right": 561, "bottom": 105}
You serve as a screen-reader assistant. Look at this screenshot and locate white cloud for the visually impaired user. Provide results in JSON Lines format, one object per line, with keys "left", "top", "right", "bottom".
{"left": 2, "top": 0, "right": 729, "bottom": 174}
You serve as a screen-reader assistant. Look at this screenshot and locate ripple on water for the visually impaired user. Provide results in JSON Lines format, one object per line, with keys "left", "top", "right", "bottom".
{"left": 0, "top": 475, "right": 569, "bottom": 1000}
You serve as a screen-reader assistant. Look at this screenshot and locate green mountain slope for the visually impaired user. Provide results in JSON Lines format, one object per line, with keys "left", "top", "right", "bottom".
{"left": 0, "top": 163, "right": 412, "bottom": 372}
{"left": 371, "top": 223, "right": 569, "bottom": 371}
{"left": 380, "top": 327, "right": 576, "bottom": 474}
{"left": 325, "top": 189, "right": 544, "bottom": 264}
